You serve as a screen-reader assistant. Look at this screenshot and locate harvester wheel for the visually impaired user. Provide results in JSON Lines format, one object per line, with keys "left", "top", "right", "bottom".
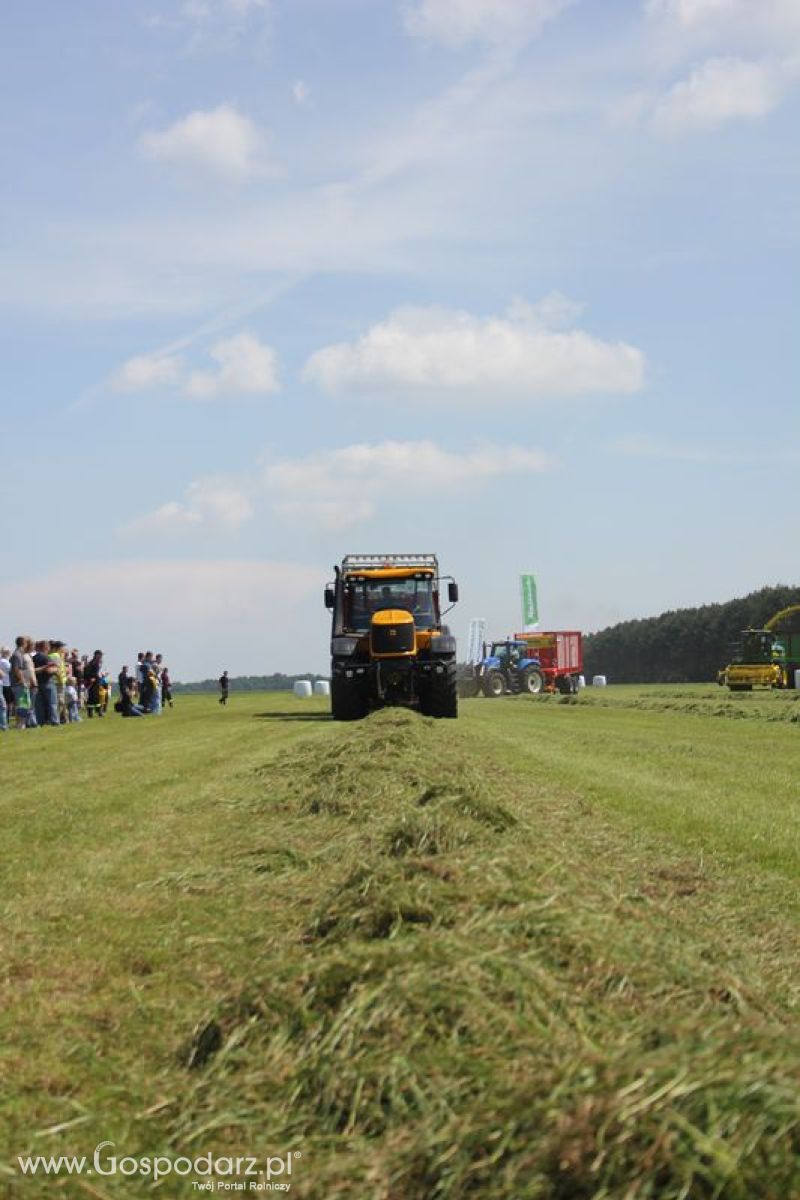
{"left": 331, "top": 675, "right": 368, "bottom": 721}
{"left": 521, "top": 667, "right": 544, "bottom": 695}
{"left": 482, "top": 669, "right": 506, "bottom": 698}
{"left": 424, "top": 661, "right": 458, "bottom": 718}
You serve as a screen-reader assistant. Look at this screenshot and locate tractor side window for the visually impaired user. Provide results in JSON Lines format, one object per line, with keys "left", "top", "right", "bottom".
{"left": 346, "top": 586, "right": 370, "bottom": 630}
{"left": 412, "top": 586, "right": 434, "bottom": 625}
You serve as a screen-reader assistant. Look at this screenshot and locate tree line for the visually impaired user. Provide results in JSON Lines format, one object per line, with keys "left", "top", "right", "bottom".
{"left": 583, "top": 585, "right": 800, "bottom": 684}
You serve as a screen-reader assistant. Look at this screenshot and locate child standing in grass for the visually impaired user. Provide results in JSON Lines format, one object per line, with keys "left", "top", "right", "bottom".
{"left": 65, "top": 677, "right": 81, "bottom": 723}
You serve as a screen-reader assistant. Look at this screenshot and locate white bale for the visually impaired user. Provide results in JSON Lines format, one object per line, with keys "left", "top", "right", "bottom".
{"left": 592, "top": 675, "right": 607, "bottom": 687}
{"left": 293, "top": 680, "right": 313, "bottom": 698}
{"left": 577, "top": 675, "right": 586, "bottom": 689}
{"left": 313, "top": 680, "right": 331, "bottom": 697}
{"left": 795, "top": 669, "right": 800, "bottom": 691}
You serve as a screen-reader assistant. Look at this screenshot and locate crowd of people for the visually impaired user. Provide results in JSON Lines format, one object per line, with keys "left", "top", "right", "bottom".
{"left": 0, "top": 640, "right": 173, "bottom": 730}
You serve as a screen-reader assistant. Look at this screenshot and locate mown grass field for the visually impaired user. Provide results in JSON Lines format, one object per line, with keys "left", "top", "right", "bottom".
{"left": 1, "top": 686, "right": 799, "bottom": 1199}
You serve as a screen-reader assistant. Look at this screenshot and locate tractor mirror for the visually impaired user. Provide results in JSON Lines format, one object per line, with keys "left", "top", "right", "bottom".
{"left": 324, "top": 586, "right": 335, "bottom": 609}
{"left": 448, "top": 582, "right": 459, "bottom": 603}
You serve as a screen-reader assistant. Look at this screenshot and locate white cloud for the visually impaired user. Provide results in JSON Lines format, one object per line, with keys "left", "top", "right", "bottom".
{"left": 123, "top": 438, "right": 546, "bottom": 540}
{"left": 263, "top": 439, "right": 550, "bottom": 531}
{"left": 646, "top": 0, "right": 800, "bottom": 55}
{"left": 110, "top": 352, "right": 184, "bottom": 392}
{"left": 123, "top": 477, "right": 254, "bottom": 538}
{"left": 139, "top": 104, "right": 267, "bottom": 180}
{"left": 121, "top": 437, "right": 549, "bottom": 540}
{"left": 629, "top": 0, "right": 800, "bottom": 133}
{"left": 403, "top": 0, "right": 571, "bottom": 49}
{"left": 303, "top": 300, "right": 645, "bottom": 402}
{"left": 185, "top": 332, "right": 280, "bottom": 398}
{"left": 652, "top": 57, "right": 784, "bottom": 132}
{"left": 110, "top": 331, "right": 279, "bottom": 400}
{"left": 184, "top": 478, "right": 255, "bottom": 528}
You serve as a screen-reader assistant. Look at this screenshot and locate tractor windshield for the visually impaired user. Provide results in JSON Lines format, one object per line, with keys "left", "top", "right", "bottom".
{"left": 344, "top": 577, "right": 436, "bottom": 631}
{"left": 490, "top": 642, "right": 522, "bottom": 662}
{"left": 733, "top": 632, "right": 774, "bottom": 664}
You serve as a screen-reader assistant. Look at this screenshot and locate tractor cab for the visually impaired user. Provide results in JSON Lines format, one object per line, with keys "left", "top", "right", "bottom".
{"left": 343, "top": 574, "right": 438, "bottom": 633}
{"left": 488, "top": 639, "right": 528, "bottom": 665}
{"left": 731, "top": 630, "right": 784, "bottom": 666}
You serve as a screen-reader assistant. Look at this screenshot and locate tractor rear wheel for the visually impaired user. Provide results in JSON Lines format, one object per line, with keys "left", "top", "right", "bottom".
{"left": 421, "top": 661, "right": 458, "bottom": 718}
{"left": 521, "top": 667, "right": 544, "bottom": 694}
{"left": 331, "top": 674, "right": 368, "bottom": 720}
{"left": 482, "top": 669, "right": 506, "bottom": 698}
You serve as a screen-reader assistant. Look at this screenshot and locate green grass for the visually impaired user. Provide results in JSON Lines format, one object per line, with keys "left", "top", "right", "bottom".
{"left": 1, "top": 687, "right": 799, "bottom": 1198}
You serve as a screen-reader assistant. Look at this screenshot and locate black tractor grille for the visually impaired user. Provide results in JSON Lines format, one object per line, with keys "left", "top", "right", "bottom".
{"left": 371, "top": 620, "right": 415, "bottom": 656}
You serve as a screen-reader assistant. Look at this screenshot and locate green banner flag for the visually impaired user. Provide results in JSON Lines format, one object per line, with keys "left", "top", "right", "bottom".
{"left": 520, "top": 574, "right": 538, "bottom": 628}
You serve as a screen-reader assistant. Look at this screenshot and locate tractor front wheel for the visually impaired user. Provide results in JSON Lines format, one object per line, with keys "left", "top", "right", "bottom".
{"left": 331, "top": 674, "right": 368, "bottom": 720}
{"left": 482, "top": 669, "right": 506, "bottom": 698}
{"left": 421, "top": 661, "right": 458, "bottom": 718}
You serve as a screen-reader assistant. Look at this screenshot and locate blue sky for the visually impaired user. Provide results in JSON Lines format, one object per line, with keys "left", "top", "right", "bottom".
{"left": 2, "top": 0, "right": 798, "bottom": 679}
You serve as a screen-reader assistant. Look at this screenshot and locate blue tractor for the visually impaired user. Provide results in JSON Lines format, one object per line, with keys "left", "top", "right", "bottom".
{"left": 475, "top": 639, "right": 544, "bottom": 697}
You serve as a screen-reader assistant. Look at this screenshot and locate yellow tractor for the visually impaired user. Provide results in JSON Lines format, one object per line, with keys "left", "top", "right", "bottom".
{"left": 718, "top": 605, "right": 800, "bottom": 691}
{"left": 324, "top": 554, "right": 459, "bottom": 720}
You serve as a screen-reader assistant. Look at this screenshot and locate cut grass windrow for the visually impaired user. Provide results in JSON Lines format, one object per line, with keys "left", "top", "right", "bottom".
{"left": 171, "top": 707, "right": 800, "bottom": 1200}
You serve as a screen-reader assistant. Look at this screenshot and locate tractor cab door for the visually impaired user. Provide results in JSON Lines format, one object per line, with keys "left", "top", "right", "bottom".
{"left": 741, "top": 631, "right": 773, "bottom": 664}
